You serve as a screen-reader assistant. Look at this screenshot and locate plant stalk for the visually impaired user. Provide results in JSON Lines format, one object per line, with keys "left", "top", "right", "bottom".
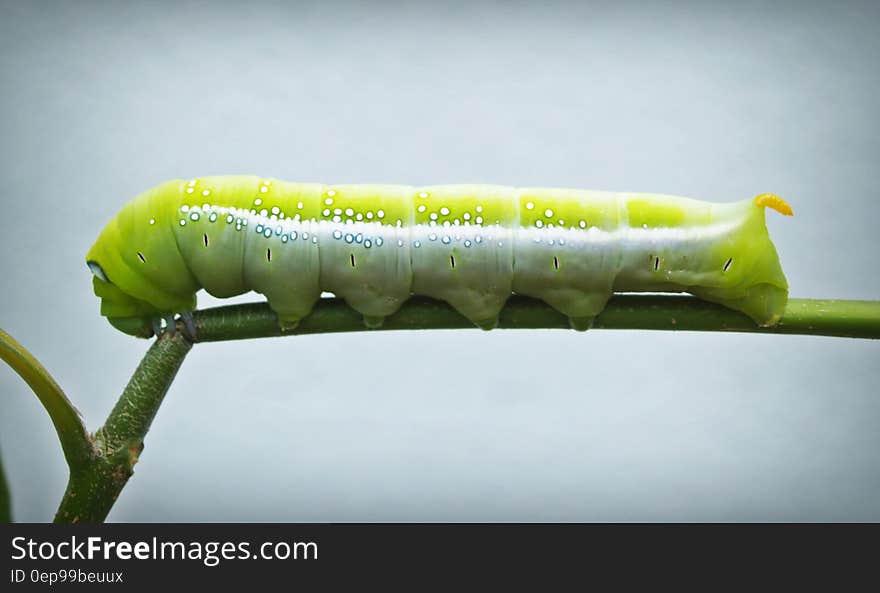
{"left": 3, "top": 295, "right": 875, "bottom": 524}
{"left": 191, "top": 296, "right": 880, "bottom": 341}
{"left": 0, "top": 329, "right": 93, "bottom": 469}
{"left": 0, "top": 445, "right": 11, "bottom": 523}
{"left": 53, "top": 333, "right": 191, "bottom": 523}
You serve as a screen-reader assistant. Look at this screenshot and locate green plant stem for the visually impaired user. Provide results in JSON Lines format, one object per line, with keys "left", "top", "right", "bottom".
{"left": 54, "top": 333, "right": 191, "bottom": 523}
{"left": 0, "top": 444, "right": 11, "bottom": 523}
{"left": 0, "top": 294, "right": 873, "bottom": 524}
{"left": 0, "top": 329, "right": 93, "bottom": 468}
{"left": 192, "top": 296, "right": 880, "bottom": 341}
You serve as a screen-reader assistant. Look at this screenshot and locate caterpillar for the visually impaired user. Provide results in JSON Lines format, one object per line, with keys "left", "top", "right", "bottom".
{"left": 86, "top": 176, "right": 792, "bottom": 337}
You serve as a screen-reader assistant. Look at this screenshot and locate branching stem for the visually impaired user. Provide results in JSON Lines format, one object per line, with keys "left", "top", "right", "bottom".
{"left": 1, "top": 295, "right": 877, "bottom": 523}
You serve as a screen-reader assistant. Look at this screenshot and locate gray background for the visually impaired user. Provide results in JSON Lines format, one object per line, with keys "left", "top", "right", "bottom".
{"left": 1, "top": 0, "right": 878, "bottom": 521}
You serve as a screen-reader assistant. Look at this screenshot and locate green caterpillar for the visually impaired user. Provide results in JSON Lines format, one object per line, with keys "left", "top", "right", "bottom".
{"left": 86, "top": 176, "right": 792, "bottom": 337}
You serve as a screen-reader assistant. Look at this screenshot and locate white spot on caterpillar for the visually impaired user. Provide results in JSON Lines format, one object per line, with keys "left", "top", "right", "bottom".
{"left": 179, "top": 219, "right": 186, "bottom": 226}
{"left": 202, "top": 189, "right": 211, "bottom": 197}
{"left": 476, "top": 205, "right": 483, "bottom": 213}
{"left": 475, "top": 216, "right": 483, "bottom": 225}
{"left": 440, "top": 206, "right": 450, "bottom": 216}
{"left": 186, "top": 187, "right": 194, "bottom": 194}
{"left": 544, "top": 209, "right": 553, "bottom": 218}
{"left": 291, "top": 230, "right": 298, "bottom": 240}
{"left": 272, "top": 206, "right": 280, "bottom": 214}
{"left": 355, "top": 233, "right": 363, "bottom": 243}
{"left": 535, "top": 220, "right": 543, "bottom": 228}
{"left": 525, "top": 201, "right": 534, "bottom": 210}
{"left": 345, "top": 208, "right": 354, "bottom": 216}
{"left": 333, "top": 215, "right": 342, "bottom": 223}
{"left": 417, "top": 205, "right": 426, "bottom": 213}
{"left": 375, "top": 237, "right": 384, "bottom": 246}
{"left": 187, "top": 179, "right": 196, "bottom": 187}
{"left": 377, "top": 209, "right": 385, "bottom": 219}
{"left": 260, "top": 209, "right": 268, "bottom": 217}
{"left": 463, "top": 212, "right": 471, "bottom": 220}
{"left": 260, "top": 186, "right": 268, "bottom": 193}
{"left": 642, "top": 223, "right": 648, "bottom": 229}
{"left": 579, "top": 220, "right": 587, "bottom": 228}
{"left": 297, "top": 201, "right": 304, "bottom": 209}
{"left": 333, "top": 230, "right": 343, "bottom": 239}
{"left": 324, "top": 197, "right": 333, "bottom": 205}
{"left": 429, "top": 233, "right": 437, "bottom": 241}
{"left": 209, "top": 213, "right": 218, "bottom": 222}
{"left": 334, "top": 208, "right": 342, "bottom": 215}
{"left": 397, "top": 239, "right": 404, "bottom": 247}
{"left": 181, "top": 205, "right": 190, "bottom": 212}
{"left": 149, "top": 218, "right": 156, "bottom": 225}
{"left": 441, "top": 236, "right": 451, "bottom": 244}
{"left": 364, "top": 239, "right": 372, "bottom": 248}
{"left": 413, "top": 240, "right": 421, "bottom": 248}
{"left": 327, "top": 189, "right": 336, "bottom": 197}
{"left": 475, "top": 235, "right": 483, "bottom": 243}
{"left": 367, "top": 211, "right": 374, "bottom": 219}
{"left": 190, "top": 212, "right": 200, "bottom": 221}
{"left": 430, "top": 212, "right": 438, "bottom": 221}
{"left": 419, "top": 192, "right": 428, "bottom": 198}
{"left": 322, "top": 209, "right": 331, "bottom": 216}
{"left": 464, "top": 239, "right": 472, "bottom": 247}
{"left": 226, "top": 214, "right": 234, "bottom": 223}
{"left": 344, "top": 233, "right": 354, "bottom": 243}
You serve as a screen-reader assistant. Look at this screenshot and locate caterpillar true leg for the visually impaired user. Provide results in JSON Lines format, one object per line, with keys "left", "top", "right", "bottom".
{"left": 181, "top": 310, "right": 197, "bottom": 341}
{"left": 164, "top": 314, "right": 177, "bottom": 337}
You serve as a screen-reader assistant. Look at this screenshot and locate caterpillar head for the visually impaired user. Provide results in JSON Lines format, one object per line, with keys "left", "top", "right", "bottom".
{"left": 87, "top": 182, "right": 199, "bottom": 337}
{"left": 86, "top": 261, "right": 160, "bottom": 337}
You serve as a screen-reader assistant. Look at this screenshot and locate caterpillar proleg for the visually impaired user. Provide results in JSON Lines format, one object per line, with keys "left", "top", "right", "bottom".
{"left": 86, "top": 176, "right": 791, "bottom": 337}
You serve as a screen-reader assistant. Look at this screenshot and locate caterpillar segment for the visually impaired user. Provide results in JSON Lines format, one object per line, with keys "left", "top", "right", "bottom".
{"left": 85, "top": 176, "right": 791, "bottom": 337}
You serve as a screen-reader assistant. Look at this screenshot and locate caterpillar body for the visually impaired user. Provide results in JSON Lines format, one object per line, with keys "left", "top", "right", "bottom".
{"left": 86, "top": 176, "right": 792, "bottom": 337}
